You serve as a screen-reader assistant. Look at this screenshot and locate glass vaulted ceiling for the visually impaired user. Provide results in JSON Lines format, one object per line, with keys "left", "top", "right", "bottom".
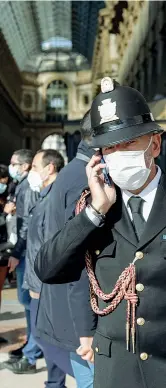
{"left": 0, "top": 0, "right": 105, "bottom": 73}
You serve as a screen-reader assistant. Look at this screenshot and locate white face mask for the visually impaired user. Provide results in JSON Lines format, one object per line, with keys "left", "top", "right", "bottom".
{"left": 104, "top": 137, "right": 153, "bottom": 191}
{"left": 27, "top": 170, "right": 42, "bottom": 192}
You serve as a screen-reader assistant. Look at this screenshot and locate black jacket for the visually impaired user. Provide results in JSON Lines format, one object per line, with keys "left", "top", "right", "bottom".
{"left": 0, "top": 210, "right": 8, "bottom": 267}
{"left": 24, "top": 184, "right": 53, "bottom": 293}
{"left": 12, "top": 178, "right": 39, "bottom": 260}
{"left": 35, "top": 173, "right": 166, "bottom": 388}
{"left": 0, "top": 207, "right": 7, "bottom": 248}
{"left": 35, "top": 140, "right": 97, "bottom": 351}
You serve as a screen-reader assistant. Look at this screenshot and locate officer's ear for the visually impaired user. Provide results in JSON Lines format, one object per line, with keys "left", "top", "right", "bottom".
{"left": 152, "top": 134, "right": 161, "bottom": 158}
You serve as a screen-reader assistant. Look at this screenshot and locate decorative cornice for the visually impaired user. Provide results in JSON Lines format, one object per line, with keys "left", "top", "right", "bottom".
{"left": 91, "top": 1, "right": 119, "bottom": 96}
{"left": 22, "top": 72, "right": 43, "bottom": 87}
{"left": 117, "top": 1, "right": 145, "bottom": 58}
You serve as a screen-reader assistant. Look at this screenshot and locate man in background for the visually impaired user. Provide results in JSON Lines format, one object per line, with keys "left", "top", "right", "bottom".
{"left": 35, "top": 111, "right": 96, "bottom": 388}
{"left": 4, "top": 149, "right": 42, "bottom": 368}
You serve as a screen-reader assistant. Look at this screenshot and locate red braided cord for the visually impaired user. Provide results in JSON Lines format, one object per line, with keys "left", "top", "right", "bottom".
{"left": 75, "top": 191, "right": 138, "bottom": 351}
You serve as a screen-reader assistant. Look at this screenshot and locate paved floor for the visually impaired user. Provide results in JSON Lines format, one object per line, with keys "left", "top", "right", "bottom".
{"left": 0, "top": 288, "right": 76, "bottom": 388}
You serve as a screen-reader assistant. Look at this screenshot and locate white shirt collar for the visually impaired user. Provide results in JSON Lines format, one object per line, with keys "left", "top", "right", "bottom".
{"left": 122, "top": 166, "right": 162, "bottom": 207}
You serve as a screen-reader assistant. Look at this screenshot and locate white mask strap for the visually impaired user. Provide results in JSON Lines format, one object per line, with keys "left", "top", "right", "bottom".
{"left": 144, "top": 136, "right": 153, "bottom": 170}
{"left": 144, "top": 136, "right": 153, "bottom": 153}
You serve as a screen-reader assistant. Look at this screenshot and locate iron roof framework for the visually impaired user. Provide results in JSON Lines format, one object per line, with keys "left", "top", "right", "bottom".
{"left": 0, "top": 0, "right": 105, "bottom": 73}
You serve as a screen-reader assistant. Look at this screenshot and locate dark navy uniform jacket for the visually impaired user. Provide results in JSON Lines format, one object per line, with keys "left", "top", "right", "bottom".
{"left": 35, "top": 172, "right": 166, "bottom": 388}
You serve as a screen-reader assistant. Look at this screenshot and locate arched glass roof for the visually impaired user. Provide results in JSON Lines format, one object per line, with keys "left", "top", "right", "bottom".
{"left": 0, "top": 1, "right": 105, "bottom": 72}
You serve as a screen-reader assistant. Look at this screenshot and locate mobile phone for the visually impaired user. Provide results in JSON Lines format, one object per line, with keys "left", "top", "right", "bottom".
{"left": 100, "top": 152, "right": 112, "bottom": 187}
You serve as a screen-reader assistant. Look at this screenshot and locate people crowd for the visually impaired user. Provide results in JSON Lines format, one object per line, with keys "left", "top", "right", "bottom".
{"left": 0, "top": 111, "right": 95, "bottom": 387}
{"left": 0, "top": 76, "right": 166, "bottom": 388}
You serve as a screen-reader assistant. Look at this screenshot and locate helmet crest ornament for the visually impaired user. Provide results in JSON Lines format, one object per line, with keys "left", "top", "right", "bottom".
{"left": 101, "top": 77, "right": 114, "bottom": 93}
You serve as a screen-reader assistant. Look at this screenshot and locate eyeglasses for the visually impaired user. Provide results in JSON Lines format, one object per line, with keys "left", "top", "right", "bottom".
{"left": 11, "top": 163, "right": 23, "bottom": 166}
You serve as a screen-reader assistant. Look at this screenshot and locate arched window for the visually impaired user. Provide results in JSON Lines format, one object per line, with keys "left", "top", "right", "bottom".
{"left": 46, "top": 80, "right": 68, "bottom": 123}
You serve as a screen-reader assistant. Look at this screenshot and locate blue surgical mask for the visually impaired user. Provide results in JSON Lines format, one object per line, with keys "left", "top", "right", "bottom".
{"left": 8, "top": 164, "right": 22, "bottom": 182}
{"left": 0, "top": 183, "right": 7, "bottom": 194}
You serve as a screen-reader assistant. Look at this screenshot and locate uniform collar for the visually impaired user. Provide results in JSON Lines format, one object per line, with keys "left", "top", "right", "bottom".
{"left": 77, "top": 140, "right": 95, "bottom": 159}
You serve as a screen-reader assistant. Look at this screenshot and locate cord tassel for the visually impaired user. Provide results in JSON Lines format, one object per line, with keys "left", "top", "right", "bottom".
{"left": 131, "top": 327, "right": 135, "bottom": 354}
{"left": 126, "top": 321, "right": 130, "bottom": 351}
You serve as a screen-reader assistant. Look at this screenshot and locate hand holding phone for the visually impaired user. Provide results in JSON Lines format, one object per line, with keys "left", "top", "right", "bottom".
{"left": 100, "top": 153, "right": 112, "bottom": 187}
{"left": 86, "top": 154, "right": 116, "bottom": 215}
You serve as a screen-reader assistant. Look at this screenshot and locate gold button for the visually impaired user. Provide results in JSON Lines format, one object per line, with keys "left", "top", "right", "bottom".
{"left": 95, "top": 347, "right": 99, "bottom": 353}
{"left": 95, "top": 250, "right": 100, "bottom": 256}
{"left": 137, "top": 317, "right": 145, "bottom": 326}
{"left": 136, "top": 283, "right": 144, "bottom": 292}
{"left": 140, "top": 352, "right": 148, "bottom": 361}
{"left": 135, "top": 251, "right": 144, "bottom": 260}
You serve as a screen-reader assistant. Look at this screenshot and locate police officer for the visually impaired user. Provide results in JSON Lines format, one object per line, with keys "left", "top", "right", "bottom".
{"left": 35, "top": 77, "right": 165, "bottom": 388}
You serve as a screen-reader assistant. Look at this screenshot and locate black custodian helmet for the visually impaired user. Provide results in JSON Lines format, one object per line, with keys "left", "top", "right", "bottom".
{"left": 90, "top": 77, "right": 163, "bottom": 148}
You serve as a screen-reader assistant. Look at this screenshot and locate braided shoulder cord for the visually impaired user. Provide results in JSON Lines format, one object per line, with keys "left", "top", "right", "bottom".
{"left": 75, "top": 191, "right": 138, "bottom": 353}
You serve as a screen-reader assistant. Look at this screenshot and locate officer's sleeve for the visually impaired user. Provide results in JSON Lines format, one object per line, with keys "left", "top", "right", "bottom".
{"left": 61, "top": 193, "right": 97, "bottom": 337}
{"left": 67, "top": 269, "right": 97, "bottom": 338}
{"left": 34, "top": 210, "right": 98, "bottom": 283}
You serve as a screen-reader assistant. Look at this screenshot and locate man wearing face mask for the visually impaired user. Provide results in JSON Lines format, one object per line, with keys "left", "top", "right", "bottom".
{"left": 7, "top": 149, "right": 33, "bottom": 273}
{"left": 4, "top": 149, "right": 41, "bottom": 365}
{"left": 35, "top": 77, "right": 166, "bottom": 388}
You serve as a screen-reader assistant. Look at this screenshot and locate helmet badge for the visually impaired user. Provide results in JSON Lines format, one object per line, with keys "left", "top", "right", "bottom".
{"left": 98, "top": 98, "right": 119, "bottom": 124}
